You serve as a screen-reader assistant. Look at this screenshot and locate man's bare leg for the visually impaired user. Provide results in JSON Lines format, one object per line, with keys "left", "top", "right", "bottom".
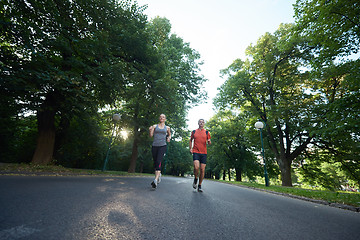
{"left": 193, "top": 160, "right": 200, "bottom": 189}
{"left": 199, "top": 163, "right": 206, "bottom": 186}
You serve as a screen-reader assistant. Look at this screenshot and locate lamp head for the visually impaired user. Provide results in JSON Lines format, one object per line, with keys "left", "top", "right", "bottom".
{"left": 112, "top": 114, "right": 121, "bottom": 122}
{"left": 255, "top": 121, "right": 264, "bottom": 129}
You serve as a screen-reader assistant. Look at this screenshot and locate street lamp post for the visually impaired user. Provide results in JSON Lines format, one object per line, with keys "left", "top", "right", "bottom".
{"left": 102, "top": 113, "right": 121, "bottom": 171}
{"left": 255, "top": 120, "right": 270, "bottom": 187}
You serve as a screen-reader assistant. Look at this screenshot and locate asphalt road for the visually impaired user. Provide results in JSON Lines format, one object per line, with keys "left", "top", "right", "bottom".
{"left": 0, "top": 175, "right": 359, "bottom": 240}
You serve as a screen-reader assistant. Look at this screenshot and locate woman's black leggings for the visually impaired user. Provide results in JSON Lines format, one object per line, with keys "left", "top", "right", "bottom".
{"left": 152, "top": 145, "right": 167, "bottom": 171}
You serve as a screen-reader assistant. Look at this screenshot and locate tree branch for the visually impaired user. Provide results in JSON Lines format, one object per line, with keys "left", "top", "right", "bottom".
{"left": 331, "top": 11, "right": 360, "bottom": 31}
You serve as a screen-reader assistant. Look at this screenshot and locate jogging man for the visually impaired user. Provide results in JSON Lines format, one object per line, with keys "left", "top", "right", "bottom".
{"left": 189, "top": 119, "right": 211, "bottom": 192}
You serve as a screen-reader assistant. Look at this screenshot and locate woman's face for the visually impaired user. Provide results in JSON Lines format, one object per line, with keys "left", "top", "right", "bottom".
{"left": 159, "top": 114, "right": 166, "bottom": 123}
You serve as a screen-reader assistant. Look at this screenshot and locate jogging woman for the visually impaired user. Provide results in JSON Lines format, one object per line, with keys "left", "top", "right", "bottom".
{"left": 149, "top": 114, "right": 171, "bottom": 188}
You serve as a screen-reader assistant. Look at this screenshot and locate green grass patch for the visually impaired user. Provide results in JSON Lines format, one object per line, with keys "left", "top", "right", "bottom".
{"left": 0, "top": 163, "right": 152, "bottom": 177}
{"left": 219, "top": 180, "right": 360, "bottom": 208}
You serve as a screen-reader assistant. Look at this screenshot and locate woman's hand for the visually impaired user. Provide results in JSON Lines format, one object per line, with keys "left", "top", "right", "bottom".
{"left": 166, "top": 126, "right": 171, "bottom": 143}
{"left": 149, "top": 125, "right": 155, "bottom": 137}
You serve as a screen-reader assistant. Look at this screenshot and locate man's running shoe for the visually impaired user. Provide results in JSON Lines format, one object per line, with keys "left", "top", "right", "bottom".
{"left": 198, "top": 185, "right": 203, "bottom": 192}
{"left": 151, "top": 179, "right": 157, "bottom": 189}
{"left": 193, "top": 178, "right": 198, "bottom": 189}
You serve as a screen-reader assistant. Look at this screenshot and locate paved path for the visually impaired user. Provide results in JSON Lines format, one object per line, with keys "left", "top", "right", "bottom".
{"left": 0, "top": 175, "right": 359, "bottom": 239}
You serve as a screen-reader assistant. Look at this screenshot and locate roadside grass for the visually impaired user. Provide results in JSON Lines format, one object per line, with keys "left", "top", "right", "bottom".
{"left": 219, "top": 180, "right": 360, "bottom": 208}
{"left": 0, "top": 163, "right": 152, "bottom": 177}
{"left": 1, "top": 163, "right": 359, "bottom": 208}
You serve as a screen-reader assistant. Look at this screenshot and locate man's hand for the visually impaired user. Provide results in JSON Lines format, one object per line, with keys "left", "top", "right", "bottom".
{"left": 207, "top": 139, "right": 211, "bottom": 145}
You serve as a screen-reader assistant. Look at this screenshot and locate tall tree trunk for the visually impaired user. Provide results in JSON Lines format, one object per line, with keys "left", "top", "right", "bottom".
{"left": 31, "top": 94, "right": 57, "bottom": 165}
{"left": 139, "top": 160, "right": 143, "bottom": 173}
{"left": 222, "top": 170, "right": 226, "bottom": 180}
{"left": 278, "top": 157, "right": 292, "bottom": 186}
{"left": 235, "top": 168, "right": 242, "bottom": 182}
{"left": 128, "top": 102, "right": 140, "bottom": 173}
{"left": 128, "top": 127, "right": 139, "bottom": 173}
{"left": 53, "top": 115, "right": 70, "bottom": 161}
{"left": 228, "top": 169, "right": 231, "bottom": 181}
{"left": 214, "top": 171, "right": 220, "bottom": 180}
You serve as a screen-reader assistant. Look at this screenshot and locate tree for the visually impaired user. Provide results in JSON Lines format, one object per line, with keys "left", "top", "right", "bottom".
{"left": 53, "top": 110, "right": 110, "bottom": 169}
{"left": 215, "top": 1, "right": 360, "bottom": 187}
{"left": 293, "top": 0, "right": 360, "bottom": 187}
{"left": 216, "top": 24, "right": 318, "bottom": 186}
{"left": 207, "top": 111, "right": 261, "bottom": 182}
{"left": 293, "top": 0, "right": 360, "bottom": 67}
{"left": 297, "top": 148, "right": 357, "bottom": 191}
{"left": 1, "top": 0, "right": 150, "bottom": 164}
{"left": 125, "top": 17, "right": 206, "bottom": 173}
{"left": 165, "top": 140, "right": 193, "bottom": 176}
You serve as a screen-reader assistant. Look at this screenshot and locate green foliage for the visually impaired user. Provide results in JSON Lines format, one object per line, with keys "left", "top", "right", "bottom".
{"left": 134, "top": 144, "right": 153, "bottom": 173}
{"left": 214, "top": 1, "right": 360, "bottom": 188}
{"left": 3, "top": 0, "right": 358, "bottom": 189}
{"left": 309, "top": 62, "right": 360, "bottom": 186}
{"left": 1, "top": 0, "right": 142, "bottom": 111}
{"left": 207, "top": 110, "right": 262, "bottom": 181}
{"left": 1, "top": 0, "right": 157, "bottom": 164}
{"left": 1, "top": 1, "right": 205, "bottom": 170}
{"left": 216, "top": 24, "right": 315, "bottom": 186}
{"left": 216, "top": 0, "right": 360, "bottom": 188}
{"left": 294, "top": 0, "right": 360, "bottom": 67}
{"left": 165, "top": 139, "right": 193, "bottom": 176}
{"left": 0, "top": 115, "right": 37, "bottom": 163}
{"left": 122, "top": 16, "right": 207, "bottom": 172}
{"left": 293, "top": 0, "right": 360, "bottom": 187}
{"left": 120, "top": 16, "right": 206, "bottom": 136}
{"left": 297, "top": 153, "right": 346, "bottom": 191}
{"left": 54, "top": 112, "right": 107, "bottom": 169}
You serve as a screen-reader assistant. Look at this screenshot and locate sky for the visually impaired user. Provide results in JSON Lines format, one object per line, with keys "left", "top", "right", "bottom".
{"left": 136, "top": 0, "right": 297, "bottom": 130}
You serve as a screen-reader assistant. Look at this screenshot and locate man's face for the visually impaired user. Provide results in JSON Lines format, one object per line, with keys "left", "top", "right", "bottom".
{"left": 198, "top": 119, "right": 205, "bottom": 127}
